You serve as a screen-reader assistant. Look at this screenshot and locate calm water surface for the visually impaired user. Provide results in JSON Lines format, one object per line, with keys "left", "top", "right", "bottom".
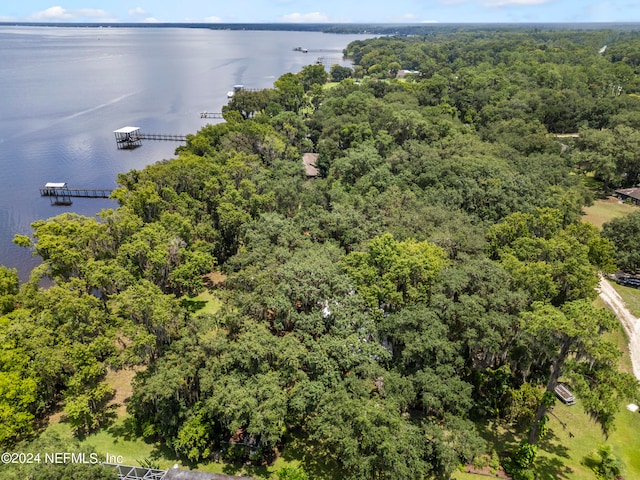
{"left": 0, "top": 27, "right": 369, "bottom": 279}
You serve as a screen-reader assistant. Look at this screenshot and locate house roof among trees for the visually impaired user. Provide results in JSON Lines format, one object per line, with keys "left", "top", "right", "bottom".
{"left": 615, "top": 187, "right": 640, "bottom": 201}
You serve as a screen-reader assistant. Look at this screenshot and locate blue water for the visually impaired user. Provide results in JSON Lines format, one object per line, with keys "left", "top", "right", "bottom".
{"left": 0, "top": 26, "right": 369, "bottom": 280}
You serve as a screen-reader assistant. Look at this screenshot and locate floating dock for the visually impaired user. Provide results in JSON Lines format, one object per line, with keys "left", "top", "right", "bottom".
{"left": 40, "top": 183, "right": 113, "bottom": 205}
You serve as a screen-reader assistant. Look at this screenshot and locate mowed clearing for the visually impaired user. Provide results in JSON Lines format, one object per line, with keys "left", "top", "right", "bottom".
{"left": 582, "top": 196, "right": 638, "bottom": 229}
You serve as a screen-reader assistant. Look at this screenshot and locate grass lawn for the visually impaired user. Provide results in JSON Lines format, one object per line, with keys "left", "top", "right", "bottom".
{"left": 535, "top": 397, "right": 640, "bottom": 480}
{"left": 582, "top": 197, "right": 638, "bottom": 230}
{"left": 44, "top": 418, "right": 178, "bottom": 469}
{"left": 452, "top": 399, "right": 640, "bottom": 480}
{"left": 611, "top": 281, "right": 640, "bottom": 318}
{"left": 452, "top": 326, "right": 640, "bottom": 480}
{"left": 181, "top": 289, "right": 222, "bottom": 316}
{"left": 44, "top": 417, "right": 323, "bottom": 479}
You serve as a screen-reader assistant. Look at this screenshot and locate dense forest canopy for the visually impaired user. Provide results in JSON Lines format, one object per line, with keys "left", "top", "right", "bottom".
{"left": 2, "top": 28, "right": 640, "bottom": 479}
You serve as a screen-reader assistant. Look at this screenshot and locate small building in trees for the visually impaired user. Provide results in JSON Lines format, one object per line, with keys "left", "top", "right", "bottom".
{"left": 614, "top": 187, "right": 640, "bottom": 205}
{"left": 302, "top": 152, "right": 319, "bottom": 178}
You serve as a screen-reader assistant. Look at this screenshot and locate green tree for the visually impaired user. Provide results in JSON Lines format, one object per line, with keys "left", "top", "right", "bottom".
{"left": 1, "top": 432, "right": 113, "bottom": 480}
{"left": 112, "top": 281, "right": 186, "bottom": 359}
{"left": 0, "top": 266, "right": 19, "bottom": 314}
{"left": 602, "top": 211, "right": 640, "bottom": 273}
{"left": 224, "top": 89, "right": 277, "bottom": 119}
{"left": 0, "top": 346, "right": 38, "bottom": 446}
{"left": 585, "top": 444, "right": 625, "bottom": 480}
{"left": 275, "top": 465, "right": 309, "bottom": 480}
{"left": 297, "top": 64, "right": 328, "bottom": 92}
{"left": 520, "top": 300, "right": 636, "bottom": 443}
{"left": 274, "top": 73, "right": 305, "bottom": 113}
{"left": 342, "top": 233, "right": 448, "bottom": 311}
{"left": 574, "top": 127, "right": 619, "bottom": 189}
{"left": 25, "top": 213, "right": 106, "bottom": 280}
{"left": 330, "top": 64, "right": 353, "bottom": 82}
{"left": 307, "top": 387, "right": 431, "bottom": 480}
{"left": 63, "top": 382, "right": 114, "bottom": 436}
{"left": 487, "top": 209, "right": 611, "bottom": 305}
{"left": 174, "top": 407, "right": 214, "bottom": 462}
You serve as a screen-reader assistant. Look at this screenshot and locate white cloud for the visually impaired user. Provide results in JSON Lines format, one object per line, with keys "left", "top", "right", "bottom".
{"left": 30, "top": 6, "right": 115, "bottom": 21}
{"left": 387, "top": 13, "right": 420, "bottom": 22}
{"left": 204, "top": 16, "right": 223, "bottom": 23}
{"left": 143, "top": 17, "right": 160, "bottom": 23}
{"left": 484, "top": 0, "right": 550, "bottom": 6}
{"left": 30, "top": 6, "right": 73, "bottom": 20}
{"left": 76, "top": 9, "right": 113, "bottom": 18}
{"left": 129, "top": 8, "right": 147, "bottom": 17}
{"left": 279, "top": 12, "right": 332, "bottom": 22}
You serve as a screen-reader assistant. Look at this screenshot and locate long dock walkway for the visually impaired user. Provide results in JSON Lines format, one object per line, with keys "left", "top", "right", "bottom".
{"left": 139, "top": 133, "right": 187, "bottom": 142}
{"left": 40, "top": 184, "right": 113, "bottom": 205}
{"left": 40, "top": 187, "right": 113, "bottom": 198}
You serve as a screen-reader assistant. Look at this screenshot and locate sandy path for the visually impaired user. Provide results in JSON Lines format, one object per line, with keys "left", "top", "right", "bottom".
{"left": 597, "top": 276, "right": 640, "bottom": 381}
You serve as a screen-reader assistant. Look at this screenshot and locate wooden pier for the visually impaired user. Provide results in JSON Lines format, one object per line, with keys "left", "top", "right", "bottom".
{"left": 315, "top": 56, "right": 346, "bottom": 67}
{"left": 227, "top": 85, "right": 262, "bottom": 98}
{"left": 200, "top": 111, "right": 224, "bottom": 119}
{"left": 139, "top": 133, "right": 187, "bottom": 142}
{"left": 40, "top": 183, "right": 113, "bottom": 205}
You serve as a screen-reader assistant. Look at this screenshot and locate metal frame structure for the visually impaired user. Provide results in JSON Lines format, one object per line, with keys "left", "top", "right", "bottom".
{"left": 114, "top": 126, "right": 142, "bottom": 149}
{"left": 103, "top": 463, "right": 167, "bottom": 480}
{"left": 41, "top": 182, "right": 72, "bottom": 205}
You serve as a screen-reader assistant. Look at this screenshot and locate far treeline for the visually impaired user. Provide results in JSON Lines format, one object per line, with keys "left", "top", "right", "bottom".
{"left": 2, "top": 28, "right": 640, "bottom": 480}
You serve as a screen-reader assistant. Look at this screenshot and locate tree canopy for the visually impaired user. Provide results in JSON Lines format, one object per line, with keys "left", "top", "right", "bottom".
{"left": 2, "top": 27, "right": 639, "bottom": 479}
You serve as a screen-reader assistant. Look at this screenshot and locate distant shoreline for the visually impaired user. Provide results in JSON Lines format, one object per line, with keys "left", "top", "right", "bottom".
{"left": 2, "top": 22, "right": 640, "bottom": 35}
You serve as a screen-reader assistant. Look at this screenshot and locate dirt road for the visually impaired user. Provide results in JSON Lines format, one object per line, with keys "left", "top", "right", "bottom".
{"left": 598, "top": 276, "right": 640, "bottom": 381}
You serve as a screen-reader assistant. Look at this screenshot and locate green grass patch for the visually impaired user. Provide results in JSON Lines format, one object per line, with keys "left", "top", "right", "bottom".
{"left": 582, "top": 197, "right": 638, "bottom": 230}
{"left": 453, "top": 320, "right": 639, "bottom": 480}
{"left": 182, "top": 289, "right": 222, "bottom": 316}
{"left": 611, "top": 282, "right": 640, "bottom": 318}
{"left": 43, "top": 413, "right": 328, "bottom": 478}
{"left": 604, "top": 319, "right": 634, "bottom": 376}
{"left": 452, "top": 471, "right": 486, "bottom": 479}
{"left": 539, "top": 398, "right": 640, "bottom": 480}
{"left": 44, "top": 418, "right": 179, "bottom": 469}
{"left": 453, "top": 398, "right": 640, "bottom": 480}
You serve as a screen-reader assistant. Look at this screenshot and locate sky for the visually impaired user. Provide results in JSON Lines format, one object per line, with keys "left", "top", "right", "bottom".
{"left": 0, "top": 1, "right": 638, "bottom": 24}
